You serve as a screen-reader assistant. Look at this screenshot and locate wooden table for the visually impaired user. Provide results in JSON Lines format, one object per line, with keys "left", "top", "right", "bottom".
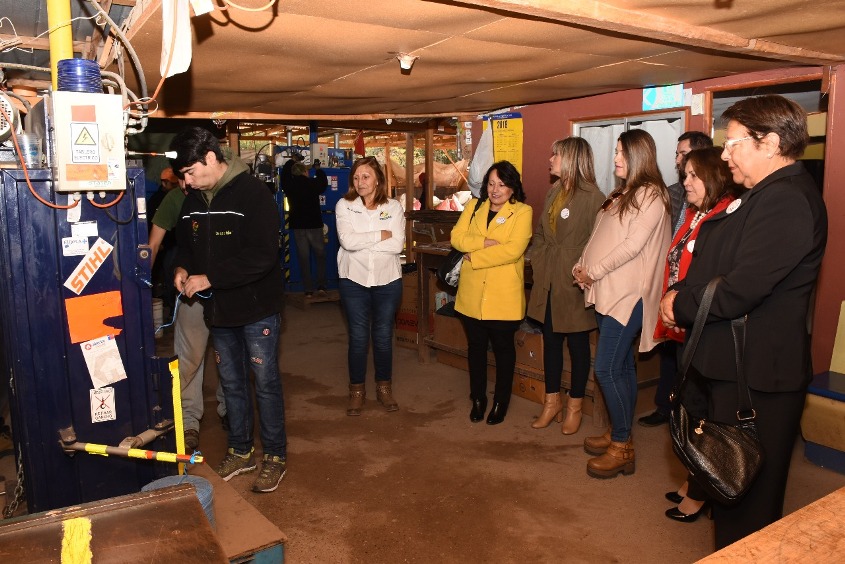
{"left": 698, "top": 486, "right": 845, "bottom": 562}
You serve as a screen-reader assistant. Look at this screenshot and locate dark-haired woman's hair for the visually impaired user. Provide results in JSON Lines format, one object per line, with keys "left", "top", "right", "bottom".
{"left": 169, "top": 126, "right": 226, "bottom": 172}
{"left": 478, "top": 161, "right": 526, "bottom": 205}
{"left": 615, "top": 129, "right": 670, "bottom": 219}
{"left": 683, "top": 147, "right": 743, "bottom": 211}
{"left": 721, "top": 94, "right": 809, "bottom": 160}
{"left": 344, "top": 156, "right": 388, "bottom": 206}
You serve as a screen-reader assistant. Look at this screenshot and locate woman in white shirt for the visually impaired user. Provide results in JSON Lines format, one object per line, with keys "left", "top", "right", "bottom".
{"left": 336, "top": 156, "right": 406, "bottom": 416}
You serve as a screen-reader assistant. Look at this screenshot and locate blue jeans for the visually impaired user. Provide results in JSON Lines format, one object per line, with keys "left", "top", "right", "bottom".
{"left": 293, "top": 228, "right": 327, "bottom": 292}
{"left": 594, "top": 300, "right": 643, "bottom": 443}
{"left": 338, "top": 278, "right": 403, "bottom": 384}
{"left": 210, "top": 314, "right": 286, "bottom": 458}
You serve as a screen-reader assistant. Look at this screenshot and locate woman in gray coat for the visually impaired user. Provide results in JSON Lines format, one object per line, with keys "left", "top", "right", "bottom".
{"left": 526, "top": 137, "right": 605, "bottom": 433}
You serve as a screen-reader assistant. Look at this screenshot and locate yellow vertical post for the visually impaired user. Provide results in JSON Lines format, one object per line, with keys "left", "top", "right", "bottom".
{"left": 169, "top": 359, "right": 186, "bottom": 475}
{"left": 47, "top": 0, "right": 75, "bottom": 90}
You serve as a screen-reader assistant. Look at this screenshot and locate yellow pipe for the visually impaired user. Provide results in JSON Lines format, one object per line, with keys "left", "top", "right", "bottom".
{"left": 47, "top": 0, "right": 75, "bottom": 90}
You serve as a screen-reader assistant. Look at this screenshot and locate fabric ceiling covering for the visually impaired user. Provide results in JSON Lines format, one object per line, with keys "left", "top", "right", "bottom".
{"left": 115, "top": 0, "right": 845, "bottom": 119}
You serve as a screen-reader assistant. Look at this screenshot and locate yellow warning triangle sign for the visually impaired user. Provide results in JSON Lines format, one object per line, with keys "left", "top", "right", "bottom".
{"left": 75, "top": 127, "right": 96, "bottom": 146}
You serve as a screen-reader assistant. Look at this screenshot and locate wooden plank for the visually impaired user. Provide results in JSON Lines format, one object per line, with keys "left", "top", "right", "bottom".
{"left": 0, "top": 485, "right": 227, "bottom": 562}
{"left": 698, "top": 486, "right": 845, "bottom": 562}
{"left": 458, "top": 0, "right": 844, "bottom": 65}
{"left": 191, "top": 463, "right": 287, "bottom": 562}
{"left": 0, "top": 34, "right": 87, "bottom": 53}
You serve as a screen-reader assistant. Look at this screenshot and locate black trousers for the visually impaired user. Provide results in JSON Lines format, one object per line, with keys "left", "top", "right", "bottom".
{"left": 702, "top": 377, "right": 806, "bottom": 549}
{"left": 541, "top": 293, "right": 592, "bottom": 396}
{"left": 458, "top": 313, "right": 520, "bottom": 404}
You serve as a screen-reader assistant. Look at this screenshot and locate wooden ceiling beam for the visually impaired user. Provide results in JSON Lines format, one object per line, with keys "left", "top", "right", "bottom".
{"left": 459, "top": 0, "right": 845, "bottom": 65}
{"left": 0, "top": 34, "right": 88, "bottom": 54}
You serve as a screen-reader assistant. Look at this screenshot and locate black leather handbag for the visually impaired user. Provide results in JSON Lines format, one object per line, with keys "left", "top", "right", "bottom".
{"left": 669, "top": 277, "right": 765, "bottom": 506}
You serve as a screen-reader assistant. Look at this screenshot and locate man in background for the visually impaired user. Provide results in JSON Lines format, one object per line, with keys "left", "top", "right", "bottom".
{"left": 286, "top": 159, "right": 329, "bottom": 297}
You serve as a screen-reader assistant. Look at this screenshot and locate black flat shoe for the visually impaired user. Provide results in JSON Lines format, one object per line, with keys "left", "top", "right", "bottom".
{"left": 665, "top": 502, "right": 709, "bottom": 523}
{"left": 665, "top": 491, "right": 684, "bottom": 504}
{"left": 470, "top": 397, "right": 487, "bottom": 423}
{"left": 485, "top": 402, "right": 509, "bottom": 425}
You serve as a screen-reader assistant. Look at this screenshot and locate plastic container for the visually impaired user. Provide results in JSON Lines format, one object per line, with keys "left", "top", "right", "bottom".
{"left": 57, "top": 58, "right": 103, "bottom": 93}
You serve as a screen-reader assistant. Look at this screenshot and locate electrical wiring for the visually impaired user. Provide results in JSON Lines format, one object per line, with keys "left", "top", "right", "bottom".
{"left": 0, "top": 104, "right": 80, "bottom": 210}
{"left": 222, "top": 0, "right": 278, "bottom": 12}
{"left": 85, "top": 0, "right": 148, "bottom": 101}
{"left": 88, "top": 191, "right": 124, "bottom": 209}
{"left": 104, "top": 178, "right": 137, "bottom": 225}
{"left": 1, "top": 14, "right": 104, "bottom": 54}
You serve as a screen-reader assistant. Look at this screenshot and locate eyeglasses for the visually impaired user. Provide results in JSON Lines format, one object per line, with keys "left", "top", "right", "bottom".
{"left": 722, "top": 136, "right": 754, "bottom": 153}
{"left": 601, "top": 192, "right": 622, "bottom": 211}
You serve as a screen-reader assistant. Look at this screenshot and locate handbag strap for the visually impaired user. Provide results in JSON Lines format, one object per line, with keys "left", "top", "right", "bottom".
{"left": 671, "top": 277, "right": 756, "bottom": 422}
{"left": 731, "top": 316, "right": 755, "bottom": 420}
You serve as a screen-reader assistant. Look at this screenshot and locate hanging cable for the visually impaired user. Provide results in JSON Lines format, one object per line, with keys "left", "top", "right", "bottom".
{"left": 0, "top": 105, "right": 79, "bottom": 210}
{"left": 222, "top": 0, "right": 278, "bottom": 12}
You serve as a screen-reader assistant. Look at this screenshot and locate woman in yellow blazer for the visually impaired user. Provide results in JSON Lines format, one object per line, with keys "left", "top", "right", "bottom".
{"left": 451, "top": 161, "right": 533, "bottom": 425}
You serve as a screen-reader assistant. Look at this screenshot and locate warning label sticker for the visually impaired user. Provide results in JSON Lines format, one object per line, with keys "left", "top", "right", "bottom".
{"left": 70, "top": 122, "right": 100, "bottom": 163}
{"left": 90, "top": 386, "right": 117, "bottom": 423}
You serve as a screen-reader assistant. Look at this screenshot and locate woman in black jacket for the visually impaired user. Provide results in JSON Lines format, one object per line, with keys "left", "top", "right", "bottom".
{"left": 659, "top": 95, "right": 827, "bottom": 548}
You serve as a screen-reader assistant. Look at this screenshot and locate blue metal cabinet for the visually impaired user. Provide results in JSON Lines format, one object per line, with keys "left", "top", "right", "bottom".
{"left": 0, "top": 168, "right": 174, "bottom": 512}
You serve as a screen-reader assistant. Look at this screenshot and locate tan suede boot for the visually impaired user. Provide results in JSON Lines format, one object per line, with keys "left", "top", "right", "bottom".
{"left": 586, "top": 438, "right": 635, "bottom": 479}
{"left": 561, "top": 396, "right": 583, "bottom": 435}
{"left": 583, "top": 429, "right": 611, "bottom": 455}
{"left": 531, "top": 392, "right": 563, "bottom": 429}
{"left": 347, "top": 383, "right": 366, "bottom": 416}
{"left": 376, "top": 381, "right": 399, "bottom": 412}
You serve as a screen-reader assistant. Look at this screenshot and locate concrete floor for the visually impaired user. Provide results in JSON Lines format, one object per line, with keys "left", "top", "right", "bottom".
{"left": 190, "top": 299, "right": 845, "bottom": 563}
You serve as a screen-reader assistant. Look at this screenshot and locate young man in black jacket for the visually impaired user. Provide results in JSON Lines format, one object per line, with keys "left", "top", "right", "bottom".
{"left": 170, "top": 127, "right": 287, "bottom": 493}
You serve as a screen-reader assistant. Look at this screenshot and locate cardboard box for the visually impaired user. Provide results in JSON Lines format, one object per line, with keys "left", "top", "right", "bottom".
{"left": 515, "top": 330, "right": 543, "bottom": 371}
{"left": 433, "top": 314, "right": 467, "bottom": 350}
{"left": 512, "top": 373, "right": 544, "bottom": 404}
{"left": 395, "top": 272, "right": 419, "bottom": 348}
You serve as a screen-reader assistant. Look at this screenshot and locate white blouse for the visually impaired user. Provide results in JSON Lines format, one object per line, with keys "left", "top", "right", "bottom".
{"left": 335, "top": 197, "right": 405, "bottom": 287}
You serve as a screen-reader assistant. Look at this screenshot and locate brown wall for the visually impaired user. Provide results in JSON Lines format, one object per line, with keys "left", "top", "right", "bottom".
{"left": 471, "top": 65, "right": 842, "bottom": 371}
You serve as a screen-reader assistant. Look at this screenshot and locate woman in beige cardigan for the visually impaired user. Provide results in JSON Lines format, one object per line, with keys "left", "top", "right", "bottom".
{"left": 526, "top": 137, "right": 605, "bottom": 433}
{"left": 573, "top": 129, "right": 671, "bottom": 479}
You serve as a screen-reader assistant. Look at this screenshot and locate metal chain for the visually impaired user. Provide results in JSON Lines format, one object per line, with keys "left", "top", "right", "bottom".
{"left": 2, "top": 444, "right": 25, "bottom": 519}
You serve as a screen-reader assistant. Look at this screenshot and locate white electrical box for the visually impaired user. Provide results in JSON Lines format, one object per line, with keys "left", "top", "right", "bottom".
{"left": 310, "top": 142, "right": 328, "bottom": 166}
{"left": 51, "top": 91, "right": 126, "bottom": 192}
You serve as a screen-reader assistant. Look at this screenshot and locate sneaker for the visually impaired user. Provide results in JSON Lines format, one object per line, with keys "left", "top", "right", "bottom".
{"left": 304, "top": 292, "right": 314, "bottom": 298}
{"left": 184, "top": 429, "right": 199, "bottom": 450}
{"left": 317, "top": 287, "right": 327, "bottom": 297}
{"left": 252, "top": 455, "right": 286, "bottom": 493}
{"left": 637, "top": 411, "right": 669, "bottom": 427}
{"left": 215, "top": 447, "right": 257, "bottom": 481}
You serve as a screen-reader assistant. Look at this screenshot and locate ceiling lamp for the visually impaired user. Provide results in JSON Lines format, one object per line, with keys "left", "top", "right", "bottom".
{"left": 396, "top": 53, "right": 419, "bottom": 73}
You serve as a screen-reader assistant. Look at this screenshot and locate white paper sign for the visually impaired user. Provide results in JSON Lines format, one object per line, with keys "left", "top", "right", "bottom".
{"left": 61, "top": 236, "right": 90, "bottom": 257}
{"left": 71, "top": 220, "right": 98, "bottom": 238}
{"left": 90, "top": 387, "right": 117, "bottom": 423}
{"left": 81, "top": 335, "right": 127, "bottom": 388}
{"left": 64, "top": 237, "right": 114, "bottom": 294}
{"left": 67, "top": 195, "right": 82, "bottom": 223}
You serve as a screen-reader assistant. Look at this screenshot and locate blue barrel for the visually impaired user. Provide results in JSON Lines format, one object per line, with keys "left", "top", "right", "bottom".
{"left": 142, "top": 474, "right": 215, "bottom": 528}
{"left": 57, "top": 58, "right": 103, "bottom": 93}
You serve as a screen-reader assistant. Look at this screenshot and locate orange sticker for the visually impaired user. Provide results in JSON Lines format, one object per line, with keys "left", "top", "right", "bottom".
{"left": 71, "top": 105, "right": 96, "bottom": 122}
{"left": 65, "top": 291, "right": 124, "bottom": 344}
{"left": 65, "top": 164, "right": 109, "bottom": 181}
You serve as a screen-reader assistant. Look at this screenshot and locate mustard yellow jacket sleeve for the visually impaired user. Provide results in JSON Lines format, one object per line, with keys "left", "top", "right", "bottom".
{"left": 451, "top": 199, "right": 533, "bottom": 321}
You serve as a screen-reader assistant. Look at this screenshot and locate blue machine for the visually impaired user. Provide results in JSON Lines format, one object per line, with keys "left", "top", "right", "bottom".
{"left": 277, "top": 147, "right": 349, "bottom": 292}
{"left": 0, "top": 167, "right": 174, "bottom": 512}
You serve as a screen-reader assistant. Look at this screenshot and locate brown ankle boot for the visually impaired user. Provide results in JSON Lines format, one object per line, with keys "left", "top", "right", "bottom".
{"left": 531, "top": 392, "right": 562, "bottom": 429}
{"left": 587, "top": 438, "right": 635, "bottom": 479}
{"left": 347, "top": 383, "right": 366, "bottom": 416}
{"left": 376, "top": 381, "right": 399, "bottom": 412}
{"left": 561, "top": 396, "right": 583, "bottom": 435}
{"left": 583, "top": 429, "right": 611, "bottom": 455}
